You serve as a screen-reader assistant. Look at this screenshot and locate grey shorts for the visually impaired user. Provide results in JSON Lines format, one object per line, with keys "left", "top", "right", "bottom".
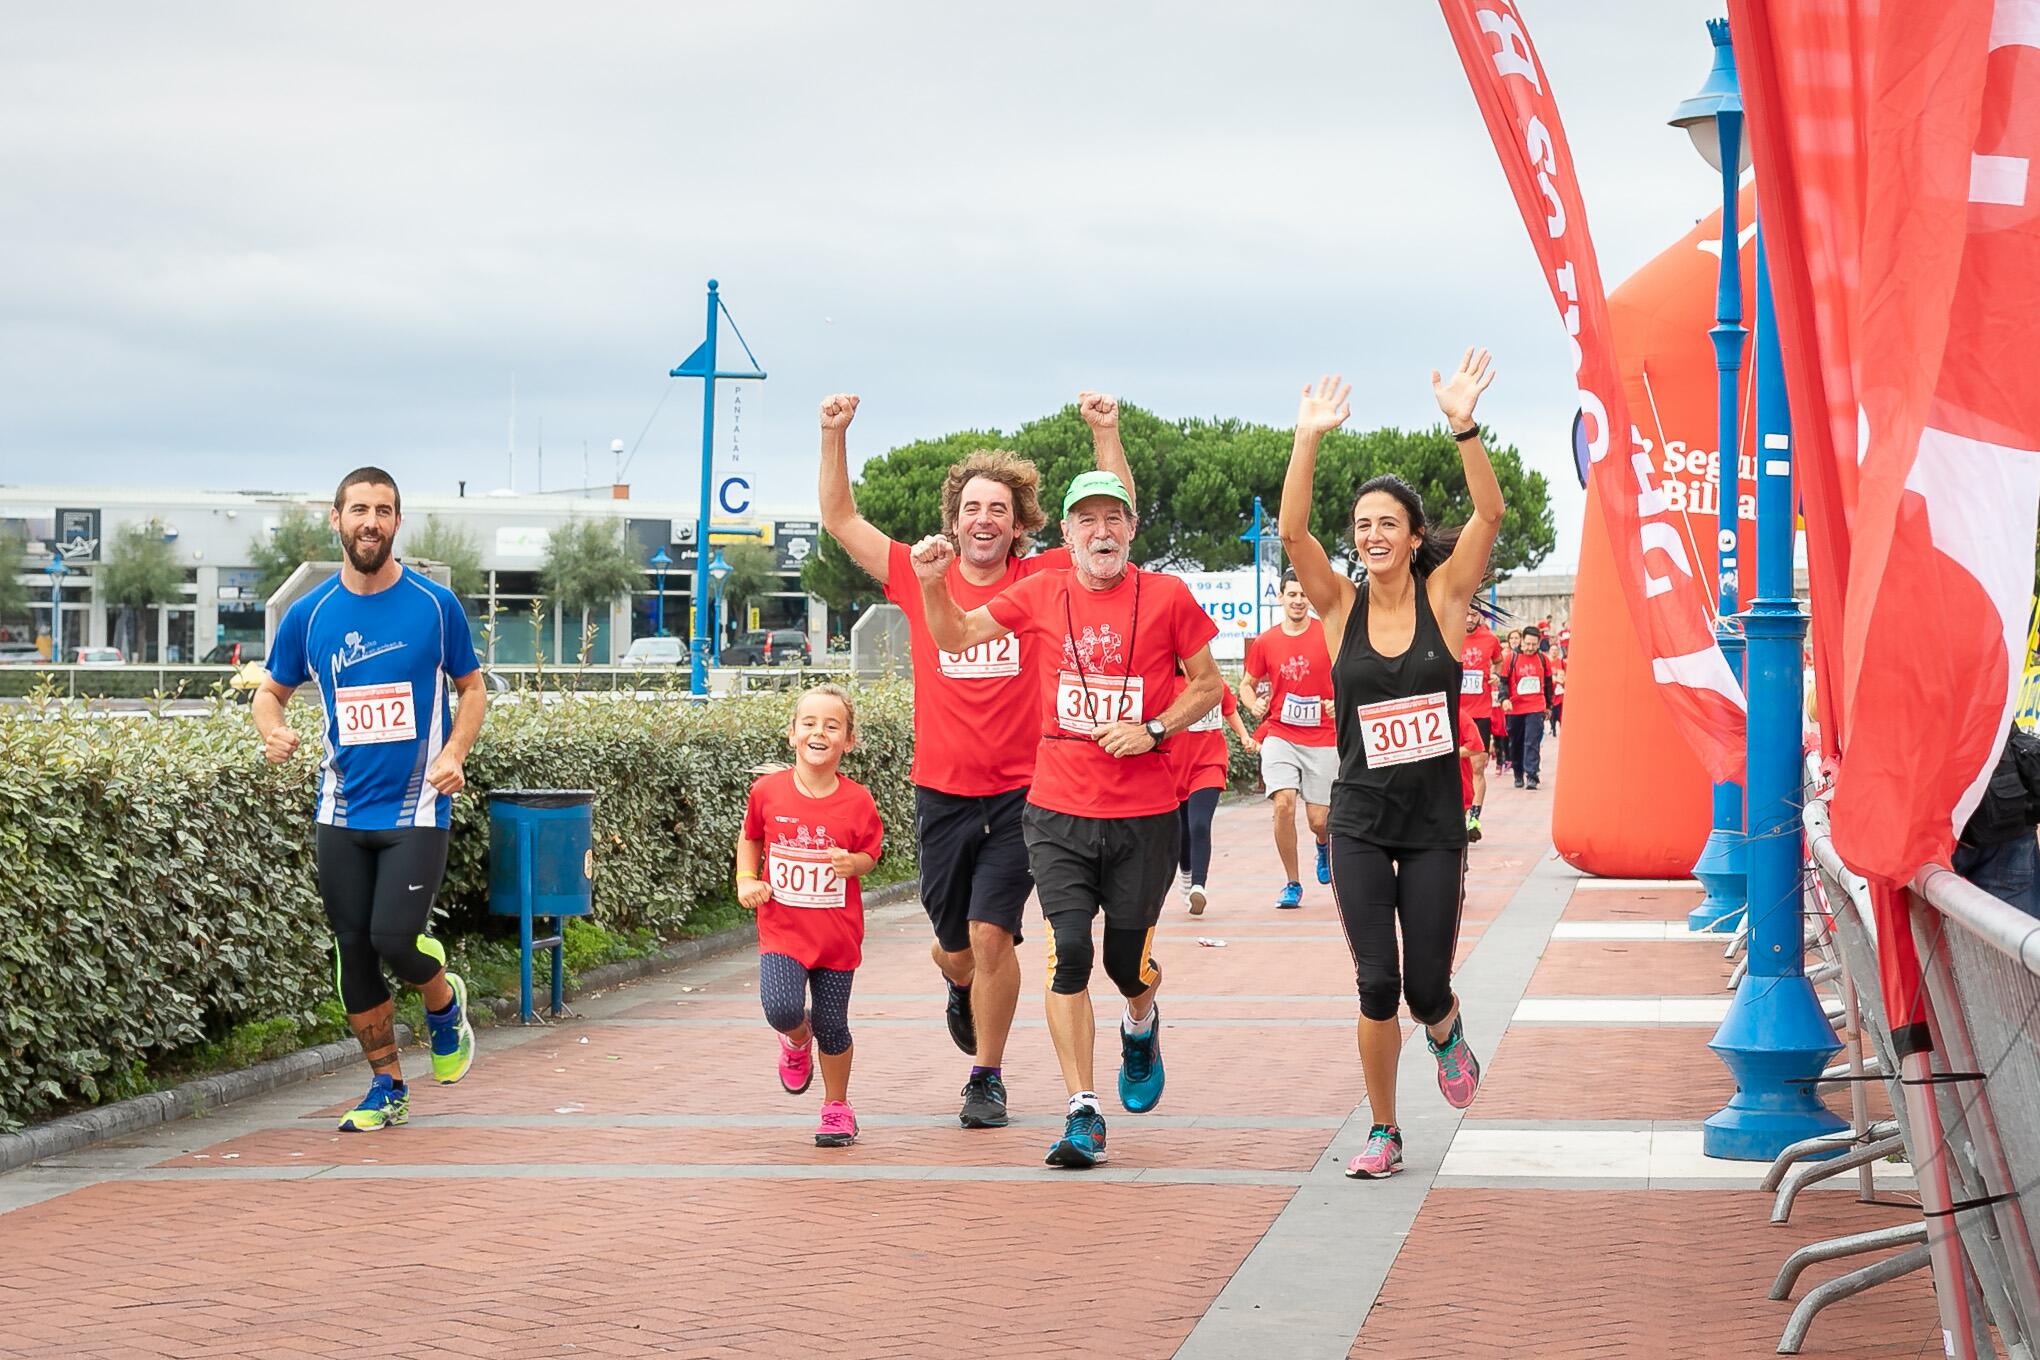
{"left": 1261, "top": 736, "right": 1335, "bottom": 806}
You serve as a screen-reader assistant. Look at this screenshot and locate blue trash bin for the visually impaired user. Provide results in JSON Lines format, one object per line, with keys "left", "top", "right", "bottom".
{"left": 488, "top": 789, "right": 596, "bottom": 1022}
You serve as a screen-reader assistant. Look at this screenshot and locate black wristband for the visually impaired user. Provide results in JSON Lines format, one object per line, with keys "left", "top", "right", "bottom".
{"left": 1451, "top": 424, "right": 1482, "bottom": 443}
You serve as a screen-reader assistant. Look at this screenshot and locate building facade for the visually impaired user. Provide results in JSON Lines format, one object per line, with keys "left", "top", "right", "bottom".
{"left": 1, "top": 485, "right": 825, "bottom": 664}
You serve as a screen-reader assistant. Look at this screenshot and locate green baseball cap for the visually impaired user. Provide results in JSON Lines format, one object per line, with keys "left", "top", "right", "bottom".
{"left": 1062, "top": 470, "right": 1134, "bottom": 516}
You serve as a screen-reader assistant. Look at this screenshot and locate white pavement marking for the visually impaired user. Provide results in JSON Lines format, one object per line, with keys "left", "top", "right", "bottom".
{"left": 1512, "top": 996, "right": 1732, "bottom": 1024}
{"left": 1550, "top": 922, "right": 1725, "bottom": 942}
{"left": 1439, "top": 1126, "right": 1914, "bottom": 1184}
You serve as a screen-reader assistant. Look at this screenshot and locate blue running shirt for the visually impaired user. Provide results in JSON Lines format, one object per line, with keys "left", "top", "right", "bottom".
{"left": 267, "top": 566, "right": 482, "bottom": 830}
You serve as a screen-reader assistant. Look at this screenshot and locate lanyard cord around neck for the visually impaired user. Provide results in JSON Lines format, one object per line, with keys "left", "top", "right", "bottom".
{"left": 1047, "top": 569, "right": 1141, "bottom": 744}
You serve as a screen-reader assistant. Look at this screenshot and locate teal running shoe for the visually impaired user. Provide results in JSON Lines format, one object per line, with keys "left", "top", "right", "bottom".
{"left": 1276, "top": 880, "right": 1304, "bottom": 910}
{"left": 1045, "top": 1106, "right": 1108, "bottom": 1168}
{"left": 338, "top": 1074, "right": 409, "bottom": 1132}
{"left": 1118, "top": 1008, "right": 1165, "bottom": 1113}
{"left": 426, "top": 972, "right": 474, "bottom": 1085}
{"left": 1315, "top": 839, "right": 1332, "bottom": 884}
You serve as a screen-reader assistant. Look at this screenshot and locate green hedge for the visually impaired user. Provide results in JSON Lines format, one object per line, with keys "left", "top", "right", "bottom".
{"left": 0, "top": 683, "right": 916, "bottom": 1131}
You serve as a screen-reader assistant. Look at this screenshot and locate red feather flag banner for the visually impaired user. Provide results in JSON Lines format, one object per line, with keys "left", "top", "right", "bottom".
{"left": 1436, "top": 0, "right": 1747, "bottom": 784}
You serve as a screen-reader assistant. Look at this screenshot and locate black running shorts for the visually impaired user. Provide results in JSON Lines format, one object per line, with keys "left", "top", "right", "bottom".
{"left": 915, "top": 786, "right": 1032, "bottom": 953}
{"left": 1021, "top": 803, "right": 1179, "bottom": 931}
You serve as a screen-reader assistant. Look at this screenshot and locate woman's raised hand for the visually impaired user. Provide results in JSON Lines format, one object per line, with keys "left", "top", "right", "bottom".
{"left": 1432, "top": 348, "right": 1497, "bottom": 429}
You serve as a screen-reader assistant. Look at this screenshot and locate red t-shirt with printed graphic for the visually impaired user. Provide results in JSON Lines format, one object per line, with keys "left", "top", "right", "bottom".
{"left": 986, "top": 564, "right": 1220, "bottom": 819}
{"left": 742, "top": 768, "right": 885, "bottom": 971}
{"left": 883, "top": 539, "right": 1071, "bottom": 796}
{"left": 1243, "top": 620, "right": 1336, "bottom": 748}
{"left": 1459, "top": 626, "right": 1501, "bottom": 720}
{"left": 1171, "top": 683, "right": 1238, "bottom": 799}
{"left": 1502, "top": 651, "right": 1551, "bottom": 714}
{"left": 1459, "top": 711, "right": 1483, "bottom": 809}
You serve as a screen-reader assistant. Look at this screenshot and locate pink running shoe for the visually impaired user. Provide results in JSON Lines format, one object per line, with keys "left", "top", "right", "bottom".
{"left": 777, "top": 1032, "right": 813, "bottom": 1095}
{"left": 814, "top": 1100, "right": 859, "bottom": 1148}
{"left": 1428, "top": 1017, "right": 1482, "bottom": 1110}
{"left": 1345, "top": 1124, "right": 1404, "bottom": 1179}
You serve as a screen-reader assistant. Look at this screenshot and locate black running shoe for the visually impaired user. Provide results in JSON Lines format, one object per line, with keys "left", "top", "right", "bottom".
{"left": 945, "top": 982, "right": 977, "bottom": 1056}
{"left": 959, "top": 1070, "right": 1009, "bottom": 1128}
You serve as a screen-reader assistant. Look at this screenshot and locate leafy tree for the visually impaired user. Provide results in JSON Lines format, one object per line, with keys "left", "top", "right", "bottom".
{"left": 0, "top": 529, "right": 27, "bottom": 625}
{"left": 248, "top": 505, "right": 340, "bottom": 600}
{"left": 401, "top": 515, "right": 486, "bottom": 599}
{"left": 541, "top": 518, "right": 639, "bottom": 647}
{"left": 841, "top": 428, "right": 1012, "bottom": 544}
{"left": 799, "top": 529, "right": 884, "bottom": 618}
{"left": 718, "top": 541, "right": 781, "bottom": 632}
{"left": 99, "top": 520, "right": 185, "bottom": 656}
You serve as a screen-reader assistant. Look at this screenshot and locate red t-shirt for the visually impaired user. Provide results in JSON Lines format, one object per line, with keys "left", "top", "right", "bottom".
{"left": 741, "top": 768, "right": 885, "bottom": 971}
{"left": 1502, "top": 651, "right": 1551, "bottom": 714}
{"left": 1171, "top": 684, "right": 1237, "bottom": 799}
{"left": 883, "top": 539, "right": 1071, "bottom": 796}
{"left": 1551, "top": 660, "right": 1567, "bottom": 702}
{"left": 1460, "top": 626, "right": 1501, "bottom": 719}
{"left": 986, "top": 564, "right": 1221, "bottom": 819}
{"left": 1243, "top": 620, "right": 1336, "bottom": 748}
{"left": 1459, "top": 712, "right": 1483, "bottom": 809}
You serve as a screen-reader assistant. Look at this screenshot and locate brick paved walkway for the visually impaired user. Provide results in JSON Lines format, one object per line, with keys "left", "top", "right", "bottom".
{"left": 0, "top": 733, "right": 1945, "bottom": 1358}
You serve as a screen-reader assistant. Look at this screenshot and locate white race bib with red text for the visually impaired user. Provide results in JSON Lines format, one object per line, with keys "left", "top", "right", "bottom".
{"left": 939, "top": 635, "right": 1021, "bottom": 680}
{"left": 767, "top": 844, "right": 846, "bottom": 910}
{"left": 1056, "top": 671, "right": 1144, "bottom": 734}
{"left": 1355, "top": 692, "right": 1454, "bottom": 768}
{"left": 335, "top": 681, "right": 417, "bottom": 747}
{"left": 1188, "top": 704, "right": 1224, "bottom": 733}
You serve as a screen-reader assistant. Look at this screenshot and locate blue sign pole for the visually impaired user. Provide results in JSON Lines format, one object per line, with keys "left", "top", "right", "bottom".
{"left": 669, "top": 279, "right": 766, "bottom": 697}
{"left": 1703, "top": 231, "right": 1845, "bottom": 1160}
{"left": 649, "top": 547, "right": 671, "bottom": 638}
{"left": 1674, "top": 18, "right": 1749, "bottom": 934}
{"left": 45, "top": 556, "right": 68, "bottom": 660}
{"left": 1239, "top": 497, "right": 1266, "bottom": 635}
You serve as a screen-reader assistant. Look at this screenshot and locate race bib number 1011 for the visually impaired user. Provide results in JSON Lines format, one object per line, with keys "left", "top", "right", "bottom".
{"left": 1355, "top": 692, "right": 1454, "bottom": 769}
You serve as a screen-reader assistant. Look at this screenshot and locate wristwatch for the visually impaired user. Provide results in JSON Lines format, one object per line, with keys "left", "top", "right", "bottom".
{"left": 1143, "top": 718, "right": 1168, "bottom": 747}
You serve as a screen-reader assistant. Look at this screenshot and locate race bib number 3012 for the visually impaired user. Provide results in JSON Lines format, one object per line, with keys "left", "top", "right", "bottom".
{"left": 939, "top": 635, "right": 1021, "bottom": 680}
{"left": 335, "top": 681, "right": 417, "bottom": 747}
{"left": 767, "top": 844, "right": 846, "bottom": 910}
{"left": 1355, "top": 692, "right": 1454, "bottom": 769}
{"left": 1056, "top": 671, "right": 1145, "bottom": 734}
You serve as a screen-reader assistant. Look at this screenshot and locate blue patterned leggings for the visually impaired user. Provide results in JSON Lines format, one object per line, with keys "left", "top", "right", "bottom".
{"left": 758, "top": 952, "right": 856, "bottom": 1055}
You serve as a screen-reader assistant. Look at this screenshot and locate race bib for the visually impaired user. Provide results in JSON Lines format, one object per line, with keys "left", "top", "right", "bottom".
{"left": 939, "top": 635, "right": 1021, "bottom": 680}
{"left": 334, "top": 681, "right": 416, "bottom": 747}
{"left": 1461, "top": 669, "right": 1486, "bottom": 695}
{"left": 1188, "top": 704, "right": 1224, "bottom": 733}
{"left": 1280, "top": 692, "right": 1323, "bottom": 727}
{"left": 1355, "top": 692, "right": 1455, "bottom": 769}
{"left": 1516, "top": 672, "right": 1544, "bottom": 697}
{"left": 767, "top": 844, "right": 846, "bottom": 910}
{"left": 1056, "top": 670, "right": 1145, "bottom": 734}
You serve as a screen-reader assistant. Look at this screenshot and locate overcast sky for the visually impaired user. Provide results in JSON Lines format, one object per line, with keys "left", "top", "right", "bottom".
{"left": 0, "top": 1, "right": 1730, "bottom": 570}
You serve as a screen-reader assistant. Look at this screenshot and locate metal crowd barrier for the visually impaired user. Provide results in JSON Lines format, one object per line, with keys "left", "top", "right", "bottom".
{"left": 1793, "top": 769, "right": 2040, "bottom": 1357}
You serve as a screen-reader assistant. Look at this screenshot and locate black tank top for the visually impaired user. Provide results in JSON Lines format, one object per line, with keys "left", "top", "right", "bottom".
{"left": 1329, "top": 576, "right": 1467, "bottom": 849}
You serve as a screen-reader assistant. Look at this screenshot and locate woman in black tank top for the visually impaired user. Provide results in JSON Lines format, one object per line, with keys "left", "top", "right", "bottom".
{"left": 1276, "top": 356, "right": 1507, "bottom": 1181}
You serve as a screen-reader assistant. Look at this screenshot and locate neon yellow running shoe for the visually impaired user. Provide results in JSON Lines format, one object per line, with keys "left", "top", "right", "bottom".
{"left": 426, "top": 972, "right": 475, "bottom": 1085}
{"left": 338, "top": 1074, "right": 409, "bottom": 1132}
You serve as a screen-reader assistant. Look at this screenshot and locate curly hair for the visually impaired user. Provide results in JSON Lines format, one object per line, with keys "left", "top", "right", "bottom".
{"left": 939, "top": 449, "right": 1048, "bottom": 556}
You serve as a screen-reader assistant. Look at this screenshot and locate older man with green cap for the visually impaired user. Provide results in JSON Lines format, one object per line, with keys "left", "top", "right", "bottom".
{"left": 912, "top": 468, "right": 1224, "bottom": 1169}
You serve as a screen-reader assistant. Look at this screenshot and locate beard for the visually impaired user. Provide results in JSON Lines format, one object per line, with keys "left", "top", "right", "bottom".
{"left": 343, "top": 529, "right": 393, "bottom": 574}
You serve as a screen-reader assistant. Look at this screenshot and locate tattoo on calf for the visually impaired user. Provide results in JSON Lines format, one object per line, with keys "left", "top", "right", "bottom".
{"left": 349, "top": 1005, "right": 401, "bottom": 1077}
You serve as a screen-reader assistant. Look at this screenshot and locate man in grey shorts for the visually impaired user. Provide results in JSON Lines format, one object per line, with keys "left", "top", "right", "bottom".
{"left": 1240, "top": 573, "right": 1337, "bottom": 909}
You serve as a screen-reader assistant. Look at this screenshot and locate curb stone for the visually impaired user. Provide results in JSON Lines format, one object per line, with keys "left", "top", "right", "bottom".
{"left": 0, "top": 880, "right": 917, "bottom": 1176}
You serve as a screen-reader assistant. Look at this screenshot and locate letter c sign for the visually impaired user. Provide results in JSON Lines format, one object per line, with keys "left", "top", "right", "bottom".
{"left": 718, "top": 475, "right": 752, "bottom": 515}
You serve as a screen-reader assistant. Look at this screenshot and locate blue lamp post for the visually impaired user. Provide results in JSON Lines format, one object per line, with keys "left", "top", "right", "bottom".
{"left": 1703, "top": 230, "right": 1845, "bottom": 1160}
{"left": 44, "top": 555, "right": 69, "bottom": 660}
{"left": 649, "top": 546, "right": 672, "bottom": 638}
{"left": 707, "top": 549, "right": 731, "bottom": 665}
{"left": 1671, "top": 17, "right": 1750, "bottom": 934}
{"left": 669, "top": 279, "right": 766, "bottom": 697}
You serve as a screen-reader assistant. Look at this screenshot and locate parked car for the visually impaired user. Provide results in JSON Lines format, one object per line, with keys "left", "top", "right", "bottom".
{"left": 723, "top": 629, "right": 810, "bottom": 666}
{"left": 0, "top": 643, "right": 45, "bottom": 665}
{"left": 202, "top": 640, "right": 266, "bottom": 665}
{"left": 71, "top": 647, "right": 124, "bottom": 666}
{"left": 621, "top": 635, "right": 686, "bottom": 667}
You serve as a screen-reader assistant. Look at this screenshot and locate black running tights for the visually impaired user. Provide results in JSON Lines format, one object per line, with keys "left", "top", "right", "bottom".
{"left": 1328, "top": 835, "right": 1466, "bottom": 1026}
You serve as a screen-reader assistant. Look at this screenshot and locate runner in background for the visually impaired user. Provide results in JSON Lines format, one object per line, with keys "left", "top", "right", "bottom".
{"left": 1502, "top": 626, "right": 1552, "bottom": 790}
{"left": 1459, "top": 709, "right": 1486, "bottom": 842}
{"left": 736, "top": 685, "right": 884, "bottom": 1148}
{"left": 1174, "top": 671, "right": 1255, "bottom": 916}
{"left": 1549, "top": 645, "right": 1566, "bottom": 736}
{"left": 817, "top": 391, "right": 1133, "bottom": 1131}
{"left": 1491, "top": 637, "right": 1515, "bottom": 774}
{"left": 1277, "top": 354, "right": 1504, "bottom": 1183}
{"left": 1239, "top": 573, "right": 1336, "bottom": 909}
{"left": 1458, "top": 604, "right": 1500, "bottom": 841}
